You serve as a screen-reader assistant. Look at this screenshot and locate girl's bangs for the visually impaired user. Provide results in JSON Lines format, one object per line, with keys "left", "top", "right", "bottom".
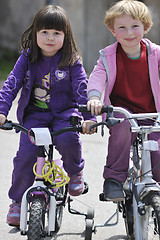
{"left": 36, "top": 12, "right": 66, "bottom": 32}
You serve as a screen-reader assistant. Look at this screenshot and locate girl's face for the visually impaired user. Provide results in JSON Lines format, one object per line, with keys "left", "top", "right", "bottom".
{"left": 37, "top": 29, "right": 65, "bottom": 57}
{"left": 110, "top": 14, "right": 147, "bottom": 55}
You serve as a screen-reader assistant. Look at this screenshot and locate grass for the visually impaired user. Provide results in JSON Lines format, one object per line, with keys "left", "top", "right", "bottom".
{"left": 0, "top": 59, "right": 15, "bottom": 81}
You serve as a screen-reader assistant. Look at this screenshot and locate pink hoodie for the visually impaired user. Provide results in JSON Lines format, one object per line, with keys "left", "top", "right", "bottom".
{"left": 87, "top": 38, "right": 160, "bottom": 112}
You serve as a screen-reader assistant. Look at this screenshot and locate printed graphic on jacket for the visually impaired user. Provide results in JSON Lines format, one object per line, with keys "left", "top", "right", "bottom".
{"left": 33, "top": 72, "right": 50, "bottom": 109}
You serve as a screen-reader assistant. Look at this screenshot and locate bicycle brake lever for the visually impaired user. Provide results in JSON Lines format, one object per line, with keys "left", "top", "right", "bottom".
{"left": 89, "top": 118, "right": 121, "bottom": 132}
{"left": 104, "top": 118, "right": 121, "bottom": 127}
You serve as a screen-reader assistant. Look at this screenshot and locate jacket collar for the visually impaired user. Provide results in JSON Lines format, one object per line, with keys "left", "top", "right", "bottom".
{"left": 100, "top": 38, "right": 152, "bottom": 56}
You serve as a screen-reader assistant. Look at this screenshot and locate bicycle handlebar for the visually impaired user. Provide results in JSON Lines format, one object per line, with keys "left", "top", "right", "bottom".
{"left": 78, "top": 104, "right": 110, "bottom": 114}
{"left": 78, "top": 105, "right": 160, "bottom": 132}
{"left": 0, "top": 120, "right": 83, "bottom": 137}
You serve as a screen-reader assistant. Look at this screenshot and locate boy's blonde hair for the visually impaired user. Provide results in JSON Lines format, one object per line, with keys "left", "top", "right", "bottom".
{"left": 105, "top": 0, "right": 152, "bottom": 32}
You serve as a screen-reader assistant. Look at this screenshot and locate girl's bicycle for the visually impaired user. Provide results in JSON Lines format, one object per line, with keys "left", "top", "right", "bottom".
{"left": 79, "top": 105, "right": 160, "bottom": 240}
{"left": 0, "top": 116, "right": 94, "bottom": 240}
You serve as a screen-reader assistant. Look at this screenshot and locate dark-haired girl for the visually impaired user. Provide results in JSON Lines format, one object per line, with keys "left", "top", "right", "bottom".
{"left": 0, "top": 5, "right": 96, "bottom": 226}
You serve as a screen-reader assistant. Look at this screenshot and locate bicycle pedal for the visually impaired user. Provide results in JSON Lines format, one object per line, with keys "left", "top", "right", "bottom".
{"left": 82, "top": 182, "right": 89, "bottom": 195}
{"left": 99, "top": 193, "right": 107, "bottom": 201}
{"left": 99, "top": 193, "right": 120, "bottom": 203}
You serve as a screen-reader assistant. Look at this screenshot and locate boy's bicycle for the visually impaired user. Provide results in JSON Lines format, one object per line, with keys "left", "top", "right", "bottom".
{"left": 0, "top": 116, "right": 94, "bottom": 240}
{"left": 79, "top": 105, "right": 160, "bottom": 240}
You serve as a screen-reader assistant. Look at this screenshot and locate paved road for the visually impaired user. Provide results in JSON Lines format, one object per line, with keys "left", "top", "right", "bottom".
{"left": 0, "top": 94, "right": 127, "bottom": 240}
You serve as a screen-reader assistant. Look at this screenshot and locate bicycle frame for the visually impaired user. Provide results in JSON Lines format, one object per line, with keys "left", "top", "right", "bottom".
{"left": 1, "top": 117, "right": 94, "bottom": 240}
{"left": 79, "top": 105, "right": 160, "bottom": 239}
{"left": 111, "top": 107, "right": 160, "bottom": 239}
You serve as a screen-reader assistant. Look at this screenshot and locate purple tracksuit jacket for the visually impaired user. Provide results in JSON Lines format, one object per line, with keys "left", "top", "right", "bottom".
{"left": 0, "top": 50, "right": 95, "bottom": 202}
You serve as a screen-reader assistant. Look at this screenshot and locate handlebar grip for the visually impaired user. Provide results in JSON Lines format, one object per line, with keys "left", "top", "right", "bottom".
{"left": 78, "top": 105, "right": 110, "bottom": 114}
{"left": 77, "top": 126, "right": 83, "bottom": 133}
{"left": 78, "top": 105, "right": 89, "bottom": 113}
{"left": 0, "top": 120, "right": 13, "bottom": 130}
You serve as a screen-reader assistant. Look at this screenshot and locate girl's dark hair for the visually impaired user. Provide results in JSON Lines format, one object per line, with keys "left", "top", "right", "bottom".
{"left": 20, "top": 5, "right": 81, "bottom": 66}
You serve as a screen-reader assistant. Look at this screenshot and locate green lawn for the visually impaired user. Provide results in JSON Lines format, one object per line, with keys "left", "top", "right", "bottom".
{"left": 0, "top": 59, "right": 15, "bottom": 81}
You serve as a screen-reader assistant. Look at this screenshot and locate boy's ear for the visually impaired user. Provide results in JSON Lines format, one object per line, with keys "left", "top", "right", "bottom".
{"left": 144, "top": 29, "right": 148, "bottom": 34}
{"left": 108, "top": 27, "right": 116, "bottom": 37}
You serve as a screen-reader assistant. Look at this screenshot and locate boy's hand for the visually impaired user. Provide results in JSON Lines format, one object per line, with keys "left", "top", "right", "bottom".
{"left": 0, "top": 114, "right": 6, "bottom": 126}
{"left": 87, "top": 97, "right": 102, "bottom": 116}
{"left": 82, "top": 120, "right": 97, "bottom": 134}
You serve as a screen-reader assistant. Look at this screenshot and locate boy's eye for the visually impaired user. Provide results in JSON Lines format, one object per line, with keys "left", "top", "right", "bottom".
{"left": 133, "top": 25, "right": 139, "bottom": 28}
{"left": 119, "top": 26, "right": 125, "bottom": 29}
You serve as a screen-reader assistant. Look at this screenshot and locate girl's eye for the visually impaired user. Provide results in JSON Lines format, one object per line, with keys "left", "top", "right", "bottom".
{"left": 42, "top": 30, "right": 48, "bottom": 34}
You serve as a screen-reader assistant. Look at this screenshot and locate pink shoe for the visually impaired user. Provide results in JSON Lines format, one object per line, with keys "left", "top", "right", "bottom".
{"left": 6, "top": 201, "right": 21, "bottom": 226}
{"left": 68, "top": 171, "right": 84, "bottom": 196}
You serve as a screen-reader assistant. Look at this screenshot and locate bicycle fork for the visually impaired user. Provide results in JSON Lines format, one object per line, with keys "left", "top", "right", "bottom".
{"left": 20, "top": 181, "right": 57, "bottom": 236}
{"left": 133, "top": 138, "right": 160, "bottom": 240}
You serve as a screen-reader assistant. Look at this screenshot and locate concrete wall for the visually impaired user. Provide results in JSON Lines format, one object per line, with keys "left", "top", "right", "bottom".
{"left": 0, "top": 0, "right": 44, "bottom": 51}
{"left": 0, "top": 0, "right": 160, "bottom": 74}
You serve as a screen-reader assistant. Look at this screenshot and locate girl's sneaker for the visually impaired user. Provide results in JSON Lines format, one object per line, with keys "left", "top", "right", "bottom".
{"left": 6, "top": 201, "right": 21, "bottom": 226}
{"left": 68, "top": 171, "right": 84, "bottom": 196}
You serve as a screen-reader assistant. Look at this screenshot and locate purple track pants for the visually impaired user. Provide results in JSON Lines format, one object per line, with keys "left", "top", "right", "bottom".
{"left": 103, "top": 112, "right": 160, "bottom": 183}
{"left": 9, "top": 108, "right": 84, "bottom": 202}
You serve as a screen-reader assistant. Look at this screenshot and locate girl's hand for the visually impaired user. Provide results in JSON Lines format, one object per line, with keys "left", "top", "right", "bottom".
{"left": 0, "top": 114, "right": 6, "bottom": 126}
{"left": 87, "top": 97, "right": 102, "bottom": 116}
{"left": 82, "top": 120, "right": 97, "bottom": 134}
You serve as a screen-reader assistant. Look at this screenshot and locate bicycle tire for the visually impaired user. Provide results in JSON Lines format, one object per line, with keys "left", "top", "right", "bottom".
{"left": 123, "top": 195, "right": 134, "bottom": 240}
{"left": 85, "top": 219, "right": 94, "bottom": 240}
{"left": 27, "top": 195, "right": 46, "bottom": 240}
{"left": 142, "top": 192, "right": 160, "bottom": 239}
{"left": 54, "top": 186, "right": 64, "bottom": 232}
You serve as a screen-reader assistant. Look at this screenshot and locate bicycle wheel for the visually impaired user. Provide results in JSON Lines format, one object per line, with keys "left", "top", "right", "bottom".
{"left": 123, "top": 196, "right": 134, "bottom": 240}
{"left": 142, "top": 192, "right": 160, "bottom": 239}
{"left": 54, "top": 186, "right": 65, "bottom": 232}
{"left": 85, "top": 219, "right": 94, "bottom": 240}
{"left": 27, "top": 195, "right": 46, "bottom": 240}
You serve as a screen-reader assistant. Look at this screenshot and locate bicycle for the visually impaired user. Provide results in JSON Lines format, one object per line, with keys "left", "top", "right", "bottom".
{"left": 79, "top": 104, "right": 160, "bottom": 240}
{"left": 0, "top": 116, "right": 94, "bottom": 240}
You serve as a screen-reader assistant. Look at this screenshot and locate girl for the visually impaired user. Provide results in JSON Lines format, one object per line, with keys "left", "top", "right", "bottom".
{"left": 0, "top": 5, "right": 96, "bottom": 226}
{"left": 87, "top": 0, "right": 160, "bottom": 201}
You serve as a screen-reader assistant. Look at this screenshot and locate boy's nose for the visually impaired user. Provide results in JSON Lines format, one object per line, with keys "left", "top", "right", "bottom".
{"left": 127, "top": 27, "right": 133, "bottom": 34}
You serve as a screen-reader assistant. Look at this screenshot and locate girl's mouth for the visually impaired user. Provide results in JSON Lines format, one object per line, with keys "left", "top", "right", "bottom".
{"left": 46, "top": 44, "right": 54, "bottom": 47}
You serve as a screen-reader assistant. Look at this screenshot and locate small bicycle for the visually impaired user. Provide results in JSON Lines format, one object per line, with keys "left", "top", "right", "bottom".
{"left": 79, "top": 105, "right": 160, "bottom": 240}
{"left": 1, "top": 116, "right": 94, "bottom": 240}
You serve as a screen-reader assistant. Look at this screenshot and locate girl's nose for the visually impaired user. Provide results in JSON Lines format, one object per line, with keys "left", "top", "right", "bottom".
{"left": 48, "top": 34, "right": 54, "bottom": 40}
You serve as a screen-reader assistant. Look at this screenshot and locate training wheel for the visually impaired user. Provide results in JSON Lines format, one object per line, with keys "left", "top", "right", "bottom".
{"left": 86, "top": 208, "right": 94, "bottom": 219}
{"left": 85, "top": 219, "right": 94, "bottom": 240}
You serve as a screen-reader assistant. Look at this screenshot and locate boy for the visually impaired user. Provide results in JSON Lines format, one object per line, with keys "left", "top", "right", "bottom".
{"left": 87, "top": 0, "right": 160, "bottom": 201}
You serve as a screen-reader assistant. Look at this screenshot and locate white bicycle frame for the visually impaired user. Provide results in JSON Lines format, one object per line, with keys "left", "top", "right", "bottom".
{"left": 20, "top": 128, "right": 60, "bottom": 236}
{"left": 112, "top": 107, "right": 160, "bottom": 240}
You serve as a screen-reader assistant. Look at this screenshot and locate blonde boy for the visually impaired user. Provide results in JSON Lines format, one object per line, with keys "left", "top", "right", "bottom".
{"left": 87, "top": 0, "right": 160, "bottom": 201}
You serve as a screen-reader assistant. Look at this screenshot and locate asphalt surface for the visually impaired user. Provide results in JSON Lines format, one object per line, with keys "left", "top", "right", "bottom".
{"left": 0, "top": 92, "right": 127, "bottom": 240}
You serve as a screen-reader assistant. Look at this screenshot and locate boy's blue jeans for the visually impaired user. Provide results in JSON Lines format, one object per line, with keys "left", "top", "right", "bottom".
{"left": 103, "top": 112, "right": 160, "bottom": 184}
{"left": 9, "top": 108, "right": 84, "bottom": 202}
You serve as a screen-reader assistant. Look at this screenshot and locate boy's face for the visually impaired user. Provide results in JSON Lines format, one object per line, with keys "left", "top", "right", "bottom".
{"left": 110, "top": 14, "right": 147, "bottom": 53}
